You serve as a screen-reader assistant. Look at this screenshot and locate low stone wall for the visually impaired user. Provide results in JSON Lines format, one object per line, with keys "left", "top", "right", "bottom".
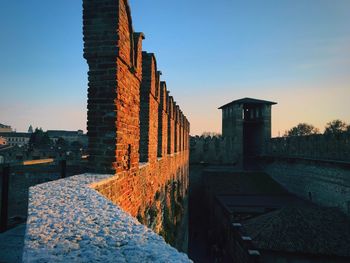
{"left": 23, "top": 173, "right": 191, "bottom": 262}
{"left": 0, "top": 162, "right": 84, "bottom": 226}
{"left": 262, "top": 159, "right": 350, "bottom": 215}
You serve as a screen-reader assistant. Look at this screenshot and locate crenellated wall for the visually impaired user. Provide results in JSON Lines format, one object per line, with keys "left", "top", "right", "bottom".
{"left": 267, "top": 134, "right": 350, "bottom": 162}
{"left": 158, "top": 82, "right": 168, "bottom": 158}
{"left": 83, "top": 0, "right": 190, "bottom": 250}
{"left": 262, "top": 133, "right": 350, "bottom": 215}
{"left": 190, "top": 136, "right": 234, "bottom": 164}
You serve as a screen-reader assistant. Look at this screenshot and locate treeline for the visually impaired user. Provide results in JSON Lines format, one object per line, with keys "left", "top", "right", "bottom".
{"left": 284, "top": 119, "right": 350, "bottom": 137}
{"left": 28, "top": 128, "right": 84, "bottom": 153}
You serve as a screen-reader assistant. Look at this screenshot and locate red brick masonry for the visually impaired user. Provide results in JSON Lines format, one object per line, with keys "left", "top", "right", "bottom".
{"left": 83, "top": 0, "right": 190, "bottom": 248}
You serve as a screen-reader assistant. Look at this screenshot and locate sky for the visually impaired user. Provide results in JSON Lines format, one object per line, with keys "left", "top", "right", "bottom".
{"left": 0, "top": 0, "right": 349, "bottom": 136}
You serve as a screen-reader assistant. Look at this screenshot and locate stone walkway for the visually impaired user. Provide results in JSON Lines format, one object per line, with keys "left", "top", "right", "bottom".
{"left": 0, "top": 224, "right": 26, "bottom": 263}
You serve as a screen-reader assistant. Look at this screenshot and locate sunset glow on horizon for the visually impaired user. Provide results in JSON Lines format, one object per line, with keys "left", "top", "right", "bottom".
{"left": 0, "top": 0, "right": 349, "bottom": 137}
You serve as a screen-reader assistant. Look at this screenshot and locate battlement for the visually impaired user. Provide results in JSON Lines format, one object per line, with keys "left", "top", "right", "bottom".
{"left": 267, "top": 133, "right": 350, "bottom": 162}
{"left": 83, "top": 0, "right": 190, "bottom": 174}
{"left": 22, "top": 0, "right": 191, "bottom": 259}
{"left": 82, "top": 0, "right": 190, "bottom": 248}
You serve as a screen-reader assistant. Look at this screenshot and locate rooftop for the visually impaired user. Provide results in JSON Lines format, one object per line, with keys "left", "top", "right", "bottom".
{"left": 204, "top": 171, "right": 286, "bottom": 195}
{"left": 0, "top": 132, "right": 31, "bottom": 137}
{"left": 218, "top": 97, "right": 277, "bottom": 109}
{"left": 243, "top": 206, "right": 350, "bottom": 258}
{"left": 216, "top": 194, "right": 307, "bottom": 214}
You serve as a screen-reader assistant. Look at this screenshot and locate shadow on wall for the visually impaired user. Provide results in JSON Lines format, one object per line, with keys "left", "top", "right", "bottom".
{"left": 190, "top": 136, "right": 239, "bottom": 165}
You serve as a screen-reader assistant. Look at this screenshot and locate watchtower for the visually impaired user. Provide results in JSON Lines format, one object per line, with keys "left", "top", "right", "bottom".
{"left": 219, "top": 98, "right": 276, "bottom": 168}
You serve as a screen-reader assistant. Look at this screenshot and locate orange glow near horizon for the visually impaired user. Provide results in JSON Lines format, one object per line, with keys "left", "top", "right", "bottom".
{"left": 186, "top": 84, "right": 350, "bottom": 137}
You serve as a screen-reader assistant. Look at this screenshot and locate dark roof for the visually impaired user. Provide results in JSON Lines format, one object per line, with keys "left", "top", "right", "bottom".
{"left": 218, "top": 97, "right": 277, "bottom": 109}
{"left": 217, "top": 194, "right": 307, "bottom": 214}
{"left": 204, "top": 171, "right": 287, "bottom": 195}
{"left": 243, "top": 206, "right": 350, "bottom": 257}
{"left": 0, "top": 132, "right": 30, "bottom": 137}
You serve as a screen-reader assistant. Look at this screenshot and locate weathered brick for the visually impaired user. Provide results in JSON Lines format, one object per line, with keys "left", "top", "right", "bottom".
{"left": 83, "top": 0, "right": 190, "bottom": 249}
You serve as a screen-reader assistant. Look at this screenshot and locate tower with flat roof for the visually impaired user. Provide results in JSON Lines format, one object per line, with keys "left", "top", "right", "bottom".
{"left": 219, "top": 97, "right": 277, "bottom": 168}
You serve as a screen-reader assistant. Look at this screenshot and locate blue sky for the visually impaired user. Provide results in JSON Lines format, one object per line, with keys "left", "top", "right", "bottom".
{"left": 0, "top": 0, "right": 349, "bottom": 136}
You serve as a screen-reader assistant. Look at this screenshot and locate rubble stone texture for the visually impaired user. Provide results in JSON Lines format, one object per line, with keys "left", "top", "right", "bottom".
{"left": 22, "top": 174, "right": 191, "bottom": 262}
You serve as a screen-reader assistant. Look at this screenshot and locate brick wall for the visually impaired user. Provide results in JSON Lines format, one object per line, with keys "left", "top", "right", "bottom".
{"left": 93, "top": 152, "right": 189, "bottom": 245}
{"left": 167, "top": 96, "right": 176, "bottom": 155}
{"left": 140, "top": 52, "right": 160, "bottom": 164}
{"left": 158, "top": 82, "right": 168, "bottom": 158}
{"left": 83, "top": 0, "right": 190, "bottom": 250}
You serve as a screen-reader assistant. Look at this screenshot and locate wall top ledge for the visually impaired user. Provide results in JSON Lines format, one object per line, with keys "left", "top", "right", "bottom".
{"left": 23, "top": 173, "right": 191, "bottom": 262}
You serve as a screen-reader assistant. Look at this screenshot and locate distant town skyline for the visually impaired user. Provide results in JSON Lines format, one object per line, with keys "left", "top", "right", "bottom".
{"left": 0, "top": 0, "right": 349, "bottom": 136}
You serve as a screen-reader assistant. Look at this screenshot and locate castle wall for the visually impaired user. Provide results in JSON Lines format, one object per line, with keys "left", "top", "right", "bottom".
{"left": 94, "top": 151, "right": 189, "bottom": 248}
{"left": 167, "top": 96, "right": 176, "bottom": 155}
{"left": 158, "top": 82, "right": 168, "bottom": 157}
{"left": 267, "top": 134, "right": 350, "bottom": 162}
{"left": 83, "top": 0, "right": 190, "bottom": 250}
{"left": 262, "top": 159, "right": 350, "bottom": 215}
{"left": 0, "top": 162, "right": 85, "bottom": 226}
{"left": 262, "top": 133, "right": 350, "bottom": 215}
{"left": 190, "top": 136, "right": 233, "bottom": 164}
{"left": 140, "top": 52, "right": 159, "bottom": 163}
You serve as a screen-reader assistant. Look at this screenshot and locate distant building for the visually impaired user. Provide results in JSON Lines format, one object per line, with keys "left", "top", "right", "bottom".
{"left": 47, "top": 130, "right": 87, "bottom": 146}
{"left": 0, "top": 123, "right": 12, "bottom": 133}
{"left": 0, "top": 132, "right": 30, "bottom": 147}
{"left": 219, "top": 97, "right": 277, "bottom": 168}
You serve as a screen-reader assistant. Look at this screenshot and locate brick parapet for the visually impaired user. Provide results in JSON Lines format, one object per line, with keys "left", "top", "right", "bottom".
{"left": 132, "top": 32, "right": 145, "bottom": 80}
{"left": 158, "top": 82, "right": 168, "bottom": 157}
{"left": 178, "top": 112, "right": 182, "bottom": 152}
{"left": 84, "top": 0, "right": 121, "bottom": 173}
{"left": 140, "top": 52, "right": 159, "bottom": 164}
{"left": 174, "top": 103, "right": 179, "bottom": 153}
{"left": 155, "top": 71, "right": 161, "bottom": 102}
{"left": 180, "top": 111, "right": 184, "bottom": 152}
{"left": 167, "top": 95, "right": 175, "bottom": 154}
{"left": 83, "top": 0, "right": 191, "bottom": 249}
{"left": 95, "top": 151, "right": 189, "bottom": 217}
